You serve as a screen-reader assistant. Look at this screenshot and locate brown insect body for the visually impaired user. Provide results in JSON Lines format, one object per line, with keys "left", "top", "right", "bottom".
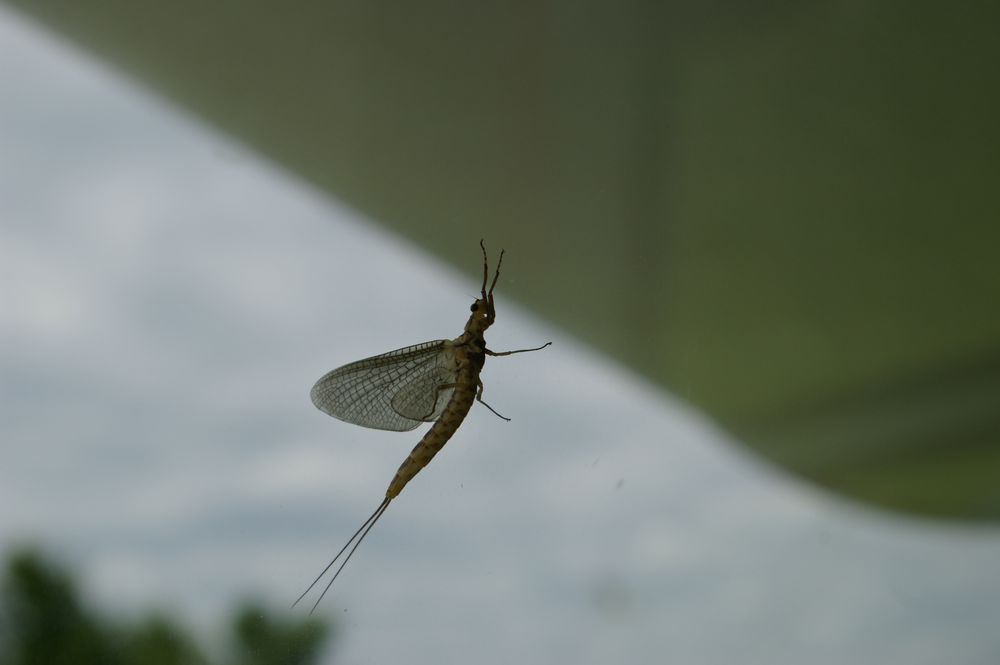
{"left": 386, "top": 251, "right": 501, "bottom": 498}
{"left": 295, "top": 241, "right": 549, "bottom": 613}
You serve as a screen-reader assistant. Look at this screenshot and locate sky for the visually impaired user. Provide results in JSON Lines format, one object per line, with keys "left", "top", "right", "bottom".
{"left": 2, "top": 6, "right": 999, "bottom": 664}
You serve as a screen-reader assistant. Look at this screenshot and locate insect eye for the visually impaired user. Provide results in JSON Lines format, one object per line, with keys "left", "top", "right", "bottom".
{"left": 470, "top": 303, "right": 478, "bottom": 312}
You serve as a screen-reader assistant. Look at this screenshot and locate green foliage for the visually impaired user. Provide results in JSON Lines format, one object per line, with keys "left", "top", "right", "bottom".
{"left": 229, "top": 605, "right": 328, "bottom": 665}
{"left": 0, "top": 549, "right": 330, "bottom": 665}
{"left": 117, "top": 616, "right": 208, "bottom": 665}
{"left": 0, "top": 550, "right": 119, "bottom": 665}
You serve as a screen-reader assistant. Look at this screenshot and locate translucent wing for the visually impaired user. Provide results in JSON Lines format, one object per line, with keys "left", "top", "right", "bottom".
{"left": 310, "top": 340, "right": 458, "bottom": 432}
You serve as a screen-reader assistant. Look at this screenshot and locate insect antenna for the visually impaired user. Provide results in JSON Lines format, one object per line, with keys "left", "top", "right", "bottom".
{"left": 488, "top": 248, "right": 504, "bottom": 295}
{"left": 292, "top": 496, "right": 392, "bottom": 614}
{"left": 480, "top": 239, "right": 489, "bottom": 295}
{"left": 479, "top": 239, "right": 505, "bottom": 298}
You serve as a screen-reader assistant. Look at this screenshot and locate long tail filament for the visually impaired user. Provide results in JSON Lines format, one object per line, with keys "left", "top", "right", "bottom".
{"left": 292, "top": 496, "right": 392, "bottom": 614}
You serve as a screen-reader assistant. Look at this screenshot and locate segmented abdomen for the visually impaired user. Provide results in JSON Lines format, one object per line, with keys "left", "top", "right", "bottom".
{"left": 386, "top": 370, "right": 477, "bottom": 499}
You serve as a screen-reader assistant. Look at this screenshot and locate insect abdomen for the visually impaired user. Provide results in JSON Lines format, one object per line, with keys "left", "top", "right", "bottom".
{"left": 385, "top": 385, "right": 476, "bottom": 499}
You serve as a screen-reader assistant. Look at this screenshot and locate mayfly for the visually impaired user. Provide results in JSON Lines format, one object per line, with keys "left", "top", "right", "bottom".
{"left": 294, "top": 241, "right": 550, "bottom": 613}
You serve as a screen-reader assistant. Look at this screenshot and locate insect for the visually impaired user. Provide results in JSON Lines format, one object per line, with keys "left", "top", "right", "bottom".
{"left": 294, "top": 241, "right": 551, "bottom": 613}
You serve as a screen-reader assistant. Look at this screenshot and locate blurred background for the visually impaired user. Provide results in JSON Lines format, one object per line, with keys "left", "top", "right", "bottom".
{"left": 1, "top": 2, "right": 998, "bottom": 664}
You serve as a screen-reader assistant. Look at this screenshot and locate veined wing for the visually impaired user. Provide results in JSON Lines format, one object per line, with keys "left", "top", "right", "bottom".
{"left": 310, "top": 340, "right": 458, "bottom": 431}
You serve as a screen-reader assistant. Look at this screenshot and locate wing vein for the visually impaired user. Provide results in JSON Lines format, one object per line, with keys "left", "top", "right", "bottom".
{"left": 310, "top": 340, "right": 457, "bottom": 431}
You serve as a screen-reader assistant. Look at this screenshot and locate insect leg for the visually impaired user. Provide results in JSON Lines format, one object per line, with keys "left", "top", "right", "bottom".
{"left": 476, "top": 343, "right": 551, "bottom": 420}
{"left": 485, "top": 341, "right": 552, "bottom": 357}
{"left": 476, "top": 379, "right": 511, "bottom": 421}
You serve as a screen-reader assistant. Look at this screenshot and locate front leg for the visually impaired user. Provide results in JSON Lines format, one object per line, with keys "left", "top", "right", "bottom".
{"left": 485, "top": 341, "right": 552, "bottom": 357}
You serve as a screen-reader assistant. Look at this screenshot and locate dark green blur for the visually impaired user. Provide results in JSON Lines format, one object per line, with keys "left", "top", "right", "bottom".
{"left": 5, "top": 1, "right": 999, "bottom": 519}
{"left": 0, "top": 550, "right": 329, "bottom": 665}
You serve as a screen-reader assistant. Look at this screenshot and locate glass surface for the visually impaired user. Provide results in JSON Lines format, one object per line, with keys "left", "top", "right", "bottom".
{"left": 1, "top": 8, "right": 998, "bottom": 665}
